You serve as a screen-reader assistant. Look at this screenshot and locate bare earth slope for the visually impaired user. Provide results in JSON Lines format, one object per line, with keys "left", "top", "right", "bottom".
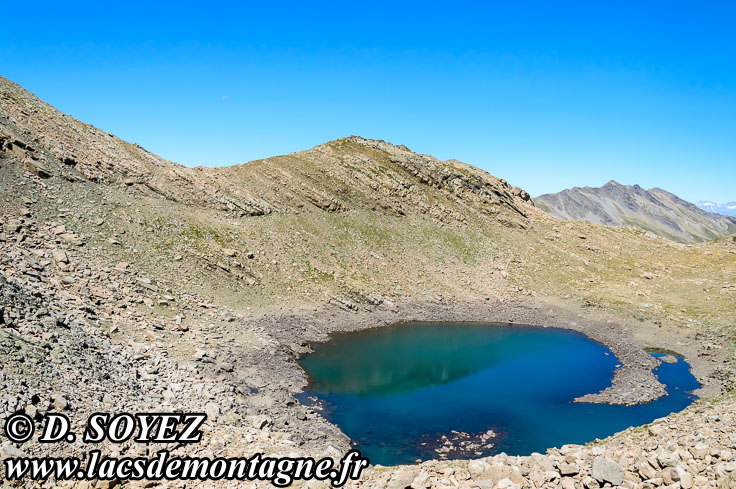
{"left": 534, "top": 180, "right": 736, "bottom": 243}
{"left": 2, "top": 75, "right": 736, "bottom": 488}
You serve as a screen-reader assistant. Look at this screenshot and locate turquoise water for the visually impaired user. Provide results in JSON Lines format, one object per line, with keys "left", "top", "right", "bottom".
{"left": 297, "top": 323, "right": 699, "bottom": 466}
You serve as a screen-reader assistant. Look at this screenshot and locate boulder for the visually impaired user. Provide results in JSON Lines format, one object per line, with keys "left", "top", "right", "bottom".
{"left": 495, "top": 479, "right": 520, "bottom": 489}
{"left": 592, "top": 457, "right": 623, "bottom": 486}
{"left": 388, "top": 469, "right": 418, "bottom": 489}
{"left": 676, "top": 465, "right": 694, "bottom": 489}
{"left": 204, "top": 402, "right": 220, "bottom": 421}
{"left": 250, "top": 415, "right": 272, "bottom": 430}
{"left": 410, "top": 470, "right": 430, "bottom": 489}
{"left": 51, "top": 393, "right": 68, "bottom": 411}
{"left": 52, "top": 249, "right": 69, "bottom": 264}
{"left": 23, "top": 159, "right": 52, "bottom": 178}
{"left": 638, "top": 461, "right": 657, "bottom": 480}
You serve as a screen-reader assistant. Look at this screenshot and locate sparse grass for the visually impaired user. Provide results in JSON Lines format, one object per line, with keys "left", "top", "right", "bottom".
{"left": 50, "top": 144, "right": 734, "bottom": 347}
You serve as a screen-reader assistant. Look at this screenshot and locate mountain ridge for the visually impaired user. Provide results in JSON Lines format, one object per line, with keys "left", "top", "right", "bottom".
{"left": 1, "top": 75, "right": 532, "bottom": 226}
{"left": 534, "top": 180, "right": 736, "bottom": 243}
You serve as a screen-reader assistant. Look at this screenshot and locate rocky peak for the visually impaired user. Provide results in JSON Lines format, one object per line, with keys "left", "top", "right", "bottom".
{"left": 535, "top": 181, "right": 736, "bottom": 243}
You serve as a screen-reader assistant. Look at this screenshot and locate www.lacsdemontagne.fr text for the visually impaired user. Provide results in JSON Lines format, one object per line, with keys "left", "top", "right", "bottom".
{"left": 4, "top": 449, "right": 368, "bottom": 487}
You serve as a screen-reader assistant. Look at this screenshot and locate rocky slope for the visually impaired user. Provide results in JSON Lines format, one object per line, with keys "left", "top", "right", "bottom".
{"left": 0, "top": 76, "right": 531, "bottom": 223}
{"left": 1, "top": 74, "right": 736, "bottom": 489}
{"left": 534, "top": 181, "right": 736, "bottom": 243}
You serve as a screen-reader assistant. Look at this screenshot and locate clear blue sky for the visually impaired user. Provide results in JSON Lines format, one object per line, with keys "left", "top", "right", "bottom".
{"left": 3, "top": 1, "right": 735, "bottom": 202}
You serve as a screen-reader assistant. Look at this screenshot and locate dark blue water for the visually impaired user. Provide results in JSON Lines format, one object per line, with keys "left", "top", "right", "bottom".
{"left": 297, "top": 323, "right": 699, "bottom": 466}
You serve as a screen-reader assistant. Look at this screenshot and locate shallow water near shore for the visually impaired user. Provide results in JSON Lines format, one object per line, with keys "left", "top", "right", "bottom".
{"left": 297, "top": 323, "right": 699, "bottom": 466}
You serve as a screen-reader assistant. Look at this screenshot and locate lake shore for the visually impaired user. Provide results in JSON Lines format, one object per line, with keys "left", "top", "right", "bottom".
{"left": 216, "top": 294, "right": 731, "bottom": 467}
{"left": 254, "top": 296, "right": 727, "bottom": 407}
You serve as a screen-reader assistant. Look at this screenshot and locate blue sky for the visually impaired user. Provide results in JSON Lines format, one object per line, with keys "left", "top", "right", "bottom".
{"left": 3, "top": 1, "right": 735, "bottom": 202}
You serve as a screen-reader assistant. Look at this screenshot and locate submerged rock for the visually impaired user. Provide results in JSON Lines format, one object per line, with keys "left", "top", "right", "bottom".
{"left": 659, "top": 354, "right": 679, "bottom": 364}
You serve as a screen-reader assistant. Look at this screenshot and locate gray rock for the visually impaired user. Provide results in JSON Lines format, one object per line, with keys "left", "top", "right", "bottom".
{"left": 468, "top": 460, "right": 488, "bottom": 476}
{"left": 388, "top": 469, "right": 419, "bottom": 489}
{"left": 638, "top": 461, "right": 657, "bottom": 480}
{"left": 591, "top": 457, "right": 623, "bottom": 485}
{"left": 676, "top": 465, "right": 694, "bottom": 489}
{"left": 1, "top": 443, "right": 24, "bottom": 458}
{"left": 251, "top": 415, "right": 272, "bottom": 430}
{"left": 136, "top": 277, "right": 157, "bottom": 292}
{"left": 410, "top": 470, "right": 430, "bottom": 489}
{"left": 582, "top": 475, "right": 600, "bottom": 488}
{"left": 52, "top": 249, "right": 69, "bottom": 264}
{"left": 657, "top": 449, "right": 678, "bottom": 467}
{"left": 51, "top": 393, "right": 68, "bottom": 411}
{"left": 558, "top": 462, "right": 579, "bottom": 476}
{"left": 691, "top": 442, "right": 709, "bottom": 460}
{"left": 204, "top": 402, "right": 220, "bottom": 421}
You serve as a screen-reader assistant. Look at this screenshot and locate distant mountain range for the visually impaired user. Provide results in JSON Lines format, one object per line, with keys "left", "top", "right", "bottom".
{"left": 534, "top": 181, "right": 736, "bottom": 243}
{"left": 696, "top": 201, "right": 736, "bottom": 217}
